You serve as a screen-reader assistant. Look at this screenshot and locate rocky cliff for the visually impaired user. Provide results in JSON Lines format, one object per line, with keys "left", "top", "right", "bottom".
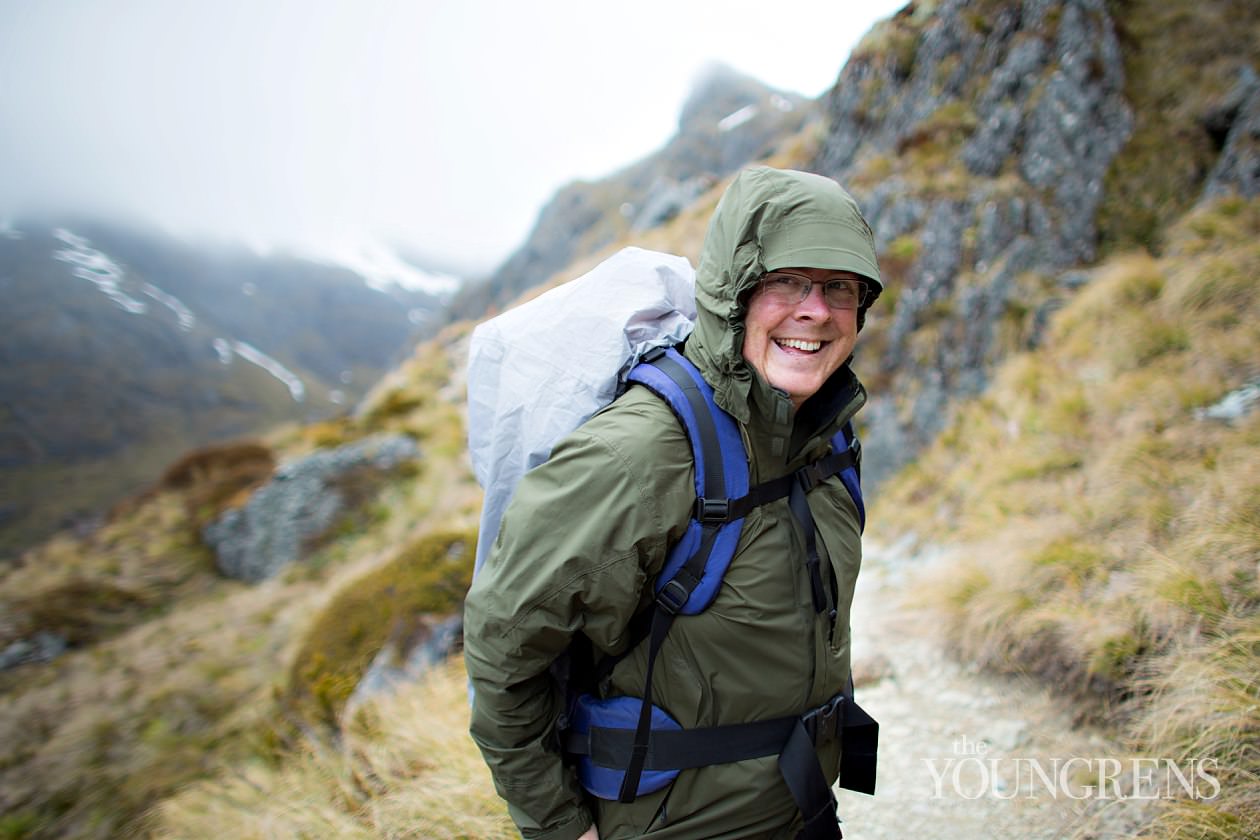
{"left": 442, "top": 0, "right": 1259, "bottom": 493}
{"left": 809, "top": 0, "right": 1259, "bottom": 489}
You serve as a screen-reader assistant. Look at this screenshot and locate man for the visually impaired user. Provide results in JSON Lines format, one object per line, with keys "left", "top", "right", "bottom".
{"left": 465, "top": 166, "right": 881, "bottom": 839}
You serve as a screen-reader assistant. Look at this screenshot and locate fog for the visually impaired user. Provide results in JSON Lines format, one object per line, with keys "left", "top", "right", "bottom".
{"left": 0, "top": 0, "right": 906, "bottom": 274}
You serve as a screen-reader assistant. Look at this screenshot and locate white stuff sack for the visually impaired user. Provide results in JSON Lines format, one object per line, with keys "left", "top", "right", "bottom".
{"left": 467, "top": 246, "right": 696, "bottom": 575}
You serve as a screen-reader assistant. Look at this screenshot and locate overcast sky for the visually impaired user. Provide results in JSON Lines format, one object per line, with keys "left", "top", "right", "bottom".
{"left": 0, "top": 1, "right": 906, "bottom": 274}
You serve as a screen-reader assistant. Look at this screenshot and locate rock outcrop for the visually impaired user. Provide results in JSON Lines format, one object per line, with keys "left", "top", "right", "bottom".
{"left": 343, "top": 613, "right": 464, "bottom": 717}
{"left": 204, "top": 434, "right": 419, "bottom": 582}
{"left": 0, "top": 630, "right": 67, "bottom": 671}
{"left": 812, "top": 0, "right": 1133, "bottom": 488}
{"left": 1201, "top": 65, "right": 1260, "bottom": 200}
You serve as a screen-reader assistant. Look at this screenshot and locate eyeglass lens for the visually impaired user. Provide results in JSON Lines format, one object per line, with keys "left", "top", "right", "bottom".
{"left": 762, "top": 273, "right": 867, "bottom": 309}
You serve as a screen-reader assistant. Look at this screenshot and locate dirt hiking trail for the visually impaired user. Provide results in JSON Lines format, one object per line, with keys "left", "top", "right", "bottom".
{"left": 838, "top": 543, "right": 1155, "bottom": 840}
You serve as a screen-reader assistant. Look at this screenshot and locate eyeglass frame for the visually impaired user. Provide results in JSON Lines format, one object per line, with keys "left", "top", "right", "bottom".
{"left": 754, "top": 270, "right": 874, "bottom": 311}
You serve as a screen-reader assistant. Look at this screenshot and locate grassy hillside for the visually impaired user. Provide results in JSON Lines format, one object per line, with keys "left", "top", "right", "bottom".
{"left": 875, "top": 194, "right": 1260, "bottom": 835}
{"left": 146, "top": 655, "right": 516, "bottom": 839}
{"left": 0, "top": 329, "right": 483, "bottom": 839}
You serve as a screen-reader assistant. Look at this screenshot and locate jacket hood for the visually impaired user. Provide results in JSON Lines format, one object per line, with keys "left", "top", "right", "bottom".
{"left": 685, "top": 167, "right": 879, "bottom": 433}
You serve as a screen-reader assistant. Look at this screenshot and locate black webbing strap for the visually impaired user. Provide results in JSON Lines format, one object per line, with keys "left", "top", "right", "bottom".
{"left": 567, "top": 691, "right": 851, "bottom": 766}
{"left": 617, "top": 606, "right": 672, "bottom": 801}
{"left": 781, "top": 719, "right": 843, "bottom": 840}
{"left": 570, "top": 715, "right": 796, "bottom": 769}
{"left": 616, "top": 520, "right": 723, "bottom": 803}
{"left": 724, "top": 447, "right": 856, "bottom": 522}
{"left": 839, "top": 675, "right": 879, "bottom": 795}
{"left": 571, "top": 691, "right": 853, "bottom": 836}
{"left": 789, "top": 478, "right": 835, "bottom": 619}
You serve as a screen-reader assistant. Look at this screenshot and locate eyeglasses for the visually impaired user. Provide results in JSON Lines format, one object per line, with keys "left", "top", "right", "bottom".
{"left": 756, "top": 271, "right": 872, "bottom": 310}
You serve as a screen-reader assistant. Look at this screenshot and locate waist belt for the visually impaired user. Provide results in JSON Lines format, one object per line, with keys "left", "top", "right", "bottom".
{"left": 564, "top": 691, "right": 878, "bottom": 839}
{"left": 565, "top": 693, "right": 851, "bottom": 768}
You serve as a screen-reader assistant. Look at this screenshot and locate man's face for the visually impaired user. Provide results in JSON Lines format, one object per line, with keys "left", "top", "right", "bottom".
{"left": 741, "top": 267, "right": 861, "bottom": 409}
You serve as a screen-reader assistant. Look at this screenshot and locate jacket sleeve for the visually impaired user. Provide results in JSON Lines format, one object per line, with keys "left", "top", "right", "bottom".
{"left": 463, "top": 393, "right": 694, "bottom": 840}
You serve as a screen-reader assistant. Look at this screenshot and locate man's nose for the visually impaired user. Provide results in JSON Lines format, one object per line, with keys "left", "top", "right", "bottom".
{"left": 795, "top": 282, "right": 831, "bottom": 317}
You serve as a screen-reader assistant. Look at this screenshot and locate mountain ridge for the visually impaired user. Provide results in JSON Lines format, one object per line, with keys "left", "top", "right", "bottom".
{"left": 0, "top": 220, "right": 457, "bottom": 557}
{"left": 442, "top": 63, "right": 817, "bottom": 324}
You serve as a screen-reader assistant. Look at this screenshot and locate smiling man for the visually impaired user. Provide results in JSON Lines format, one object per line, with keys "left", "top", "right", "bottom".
{"left": 741, "top": 267, "right": 873, "bottom": 409}
{"left": 466, "top": 167, "right": 883, "bottom": 840}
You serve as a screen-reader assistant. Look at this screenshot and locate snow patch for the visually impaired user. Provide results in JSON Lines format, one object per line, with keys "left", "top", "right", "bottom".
{"left": 213, "top": 338, "right": 233, "bottom": 365}
{"left": 315, "top": 240, "right": 461, "bottom": 297}
{"left": 718, "top": 104, "right": 758, "bottom": 132}
{"left": 52, "top": 228, "right": 148, "bottom": 314}
{"left": 770, "top": 94, "right": 794, "bottom": 112}
{"left": 230, "top": 340, "right": 305, "bottom": 402}
{"left": 142, "top": 283, "right": 196, "bottom": 331}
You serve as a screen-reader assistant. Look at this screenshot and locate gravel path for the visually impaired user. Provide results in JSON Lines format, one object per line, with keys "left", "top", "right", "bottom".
{"left": 836, "top": 543, "right": 1154, "bottom": 840}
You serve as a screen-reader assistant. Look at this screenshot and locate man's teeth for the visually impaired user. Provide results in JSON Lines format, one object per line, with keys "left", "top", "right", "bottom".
{"left": 776, "top": 338, "right": 822, "bottom": 352}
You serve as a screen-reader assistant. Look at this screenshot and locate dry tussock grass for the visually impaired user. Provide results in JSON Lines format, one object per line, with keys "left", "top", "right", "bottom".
{"left": 146, "top": 656, "right": 515, "bottom": 840}
{"left": 874, "top": 195, "right": 1260, "bottom": 833}
{"left": 0, "top": 331, "right": 486, "bottom": 838}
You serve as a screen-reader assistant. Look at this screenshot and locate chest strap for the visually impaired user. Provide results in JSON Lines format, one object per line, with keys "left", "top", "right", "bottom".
{"left": 592, "top": 446, "right": 858, "bottom": 689}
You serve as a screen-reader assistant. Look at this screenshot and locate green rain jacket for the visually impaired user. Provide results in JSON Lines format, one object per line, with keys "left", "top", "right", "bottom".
{"left": 465, "top": 167, "right": 881, "bottom": 840}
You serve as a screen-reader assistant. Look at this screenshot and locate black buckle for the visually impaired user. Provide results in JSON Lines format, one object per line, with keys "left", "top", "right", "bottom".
{"left": 802, "top": 694, "right": 845, "bottom": 745}
{"left": 656, "top": 579, "right": 689, "bottom": 615}
{"left": 796, "top": 462, "right": 826, "bottom": 493}
{"left": 640, "top": 345, "right": 669, "bottom": 364}
{"left": 695, "top": 497, "right": 730, "bottom": 523}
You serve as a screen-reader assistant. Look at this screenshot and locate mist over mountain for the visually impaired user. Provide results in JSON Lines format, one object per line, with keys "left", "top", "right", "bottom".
{"left": 0, "top": 220, "right": 458, "bottom": 557}
{"left": 444, "top": 64, "right": 817, "bottom": 322}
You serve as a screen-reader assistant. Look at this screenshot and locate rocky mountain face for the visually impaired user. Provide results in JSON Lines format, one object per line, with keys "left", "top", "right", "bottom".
{"left": 444, "top": 64, "right": 816, "bottom": 322}
{"left": 807, "top": 0, "right": 1260, "bottom": 489}
{"left": 0, "top": 221, "right": 450, "bottom": 557}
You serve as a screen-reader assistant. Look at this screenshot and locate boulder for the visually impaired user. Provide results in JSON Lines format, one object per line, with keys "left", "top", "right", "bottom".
{"left": 0, "top": 630, "right": 67, "bottom": 671}
{"left": 1202, "top": 66, "right": 1260, "bottom": 200}
{"left": 343, "top": 613, "right": 464, "bottom": 717}
{"left": 204, "top": 434, "right": 419, "bottom": 582}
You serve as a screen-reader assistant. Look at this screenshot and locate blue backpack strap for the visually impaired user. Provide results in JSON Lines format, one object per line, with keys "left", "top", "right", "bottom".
{"left": 625, "top": 347, "right": 749, "bottom": 614}
{"left": 608, "top": 347, "right": 749, "bottom": 802}
{"left": 830, "top": 421, "right": 865, "bottom": 533}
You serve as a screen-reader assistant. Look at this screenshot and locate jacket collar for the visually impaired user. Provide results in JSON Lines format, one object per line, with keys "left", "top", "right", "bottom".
{"left": 743, "top": 361, "right": 866, "bottom": 481}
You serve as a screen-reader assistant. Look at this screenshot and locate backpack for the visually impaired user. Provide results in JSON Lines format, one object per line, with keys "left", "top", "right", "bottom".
{"left": 467, "top": 248, "right": 878, "bottom": 839}
{"left": 467, "top": 247, "right": 697, "bottom": 577}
